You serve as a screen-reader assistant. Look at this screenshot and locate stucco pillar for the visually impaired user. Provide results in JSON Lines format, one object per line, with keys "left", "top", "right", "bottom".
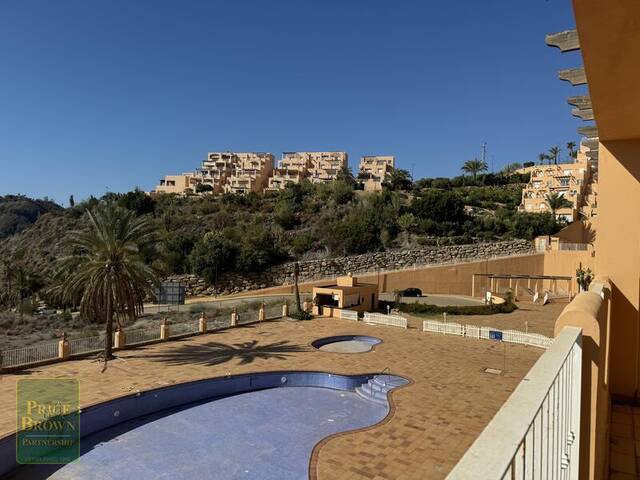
{"left": 160, "top": 319, "right": 170, "bottom": 340}
{"left": 259, "top": 303, "right": 265, "bottom": 321}
{"left": 303, "top": 300, "right": 309, "bottom": 312}
{"left": 282, "top": 303, "right": 289, "bottom": 317}
{"left": 198, "top": 313, "right": 207, "bottom": 333}
{"left": 114, "top": 329, "right": 126, "bottom": 349}
{"left": 58, "top": 333, "right": 70, "bottom": 360}
{"left": 231, "top": 308, "right": 237, "bottom": 327}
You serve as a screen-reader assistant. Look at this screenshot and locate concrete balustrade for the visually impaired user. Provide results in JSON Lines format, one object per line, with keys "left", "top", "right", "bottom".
{"left": 554, "top": 277, "right": 610, "bottom": 480}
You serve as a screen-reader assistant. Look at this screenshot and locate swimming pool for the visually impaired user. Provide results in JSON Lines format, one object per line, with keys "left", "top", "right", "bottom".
{"left": 2, "top": 371, "right": 408, "bottom": 480}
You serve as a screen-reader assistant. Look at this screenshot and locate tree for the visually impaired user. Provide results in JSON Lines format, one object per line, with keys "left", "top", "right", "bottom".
{"left": 188, "top": 232, "right": 235, "bottom": 284}
{"left": 397, "top": 213, "right": 416, "bottom": 246}
{"left": 460, "top": 159, "right": 488, "bottom": 182}
{"left": 548, "top": 146, "right": 561, "bottom": 165}
{"left": 501, "top": 162, "right": 522, "bottom": 176}
{"left": 383, "top": 169, "right": 413, "bottom": 191}
{"left": 545, "top": 192, "right": 572, "bottom": 219}
{"left": 118, "top": 188, "right": 156, "bottom": 215}
{"left": 335, "top": 166, "right": 356, "bottom": 187}
{"left": 566, "top": 141, "right": 577, "bottom": 160}
{"left": 55, "top": 203, "right": 159, "bottom": 365}
{"left": 293, "top": 262, "right": 302, "bottom": 313}
{"left": 195, "top": 183, "right": 214, "bottom": 193}
{"left": 411, "top": 190, "right": 466, "bottom": 224}
{"left": 69, "top": 195, "right": 75, "bottom": 208}
{"left": 538, "top": 153, "right": 548, "bottom": 165}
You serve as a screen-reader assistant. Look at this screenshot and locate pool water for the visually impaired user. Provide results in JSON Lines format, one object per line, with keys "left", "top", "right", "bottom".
{"left": 11, "top": 386, "right": 391, "bottom": 480}
{"left": 312, "top": 335, "right": 381, "bottom": 353}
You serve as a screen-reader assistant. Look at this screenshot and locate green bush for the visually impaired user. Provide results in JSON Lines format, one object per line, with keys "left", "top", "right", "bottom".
{"left": 384, "top": 300, "right": 518, "bottom": 316}
{"left": 288, "top": 310, "right": 312, "bottom": 320}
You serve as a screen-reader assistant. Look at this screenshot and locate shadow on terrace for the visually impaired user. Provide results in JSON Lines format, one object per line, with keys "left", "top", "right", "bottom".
{"left": 142, "top": 340, "right": 310, "bottom": 367}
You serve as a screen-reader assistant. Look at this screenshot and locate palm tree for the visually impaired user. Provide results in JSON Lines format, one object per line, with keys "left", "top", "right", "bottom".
{"left": 55, "top": 203, "right": 159, "bottom": 364}
{"left": 461, "top": 158, "right": 488, "bottom": 182}
{"left": 566, "top": 141, "right": 577, "bottom": 160}
{"left": 538, "top": 153, "right": 548, "bottom": 165}
{"left": 383, "top": 168, "right": 413, "bottom": 191}
{"left": 501, "top": 162, "right": 522, "bottom": 176}
{"left": 293, "top": 262, "right": 302, "bottom": 313}
{"left": 548, "top": 146, "right": 561, "bottom": 165}
{"left": 545, "top": 192, "right": 573, "bottom": 219}
{"left": 397, "top": 213, "right": 416, "bottom": 246}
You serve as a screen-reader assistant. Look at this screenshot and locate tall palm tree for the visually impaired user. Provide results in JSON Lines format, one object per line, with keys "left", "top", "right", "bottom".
{"left": 545, "top": 192, "right": 573, "bottom": 219}
{"left": 548, "top": 146, "right": 561, "bottom": 165}
{"left": 566, "top": 141, "right": 577, "bottom": 160}
{"left": 293, "top": 262, "right": 302, "bottom": 313}
{"left": 56, "top": 203, "right": 159, "bottom": 364}
{"left": 538, "top": 153, "right": 548, "bottom": 165}
{"left": 461, "top": 158, "right": 488, "bottom": 182}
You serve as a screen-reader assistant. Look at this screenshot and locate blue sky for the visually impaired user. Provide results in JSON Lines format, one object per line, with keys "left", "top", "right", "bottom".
{"left": 0, "top": 0, "right": 586, "bottom": 204}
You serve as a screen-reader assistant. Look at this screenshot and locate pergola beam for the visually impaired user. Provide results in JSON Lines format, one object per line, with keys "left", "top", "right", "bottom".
{"left": 559, "top": 67, "right": 587, "bottom": 86}
{"left": 546, "top": 30, "right": 580, "bottom": 52}
{"left": 572, "top": 108, "right": 595, "bottom": 121}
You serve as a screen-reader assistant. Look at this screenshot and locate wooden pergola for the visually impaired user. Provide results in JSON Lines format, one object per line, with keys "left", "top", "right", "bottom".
{"left": 471, "top": 273, "right": 574, "bottom": 299}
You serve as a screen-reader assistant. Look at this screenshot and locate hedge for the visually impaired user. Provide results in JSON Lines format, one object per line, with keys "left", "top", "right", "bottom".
{"left": 379, "top": 300, "right": 518, "bottom": 316}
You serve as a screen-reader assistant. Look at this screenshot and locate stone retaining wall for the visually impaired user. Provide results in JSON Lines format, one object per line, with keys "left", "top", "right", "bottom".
{"left": 167, "top": 240, "right": 534, "bottom": 297}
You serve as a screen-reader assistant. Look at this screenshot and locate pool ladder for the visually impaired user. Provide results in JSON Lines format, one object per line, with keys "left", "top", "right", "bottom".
{"left": 354, "top": 367, "right": 406, "bottom": 405}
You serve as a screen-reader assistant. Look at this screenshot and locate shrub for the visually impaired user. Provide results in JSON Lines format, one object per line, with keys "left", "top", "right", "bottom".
{"left": 288, "top": 310, "right": 312, "bottom": 320}
{"left": 381, "top": 300, "right": 518, "bottom": 316}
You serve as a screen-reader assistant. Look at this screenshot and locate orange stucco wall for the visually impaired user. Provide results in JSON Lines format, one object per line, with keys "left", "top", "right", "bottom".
{"left": 594, "top": 141, "right": 640, "bottom": 398}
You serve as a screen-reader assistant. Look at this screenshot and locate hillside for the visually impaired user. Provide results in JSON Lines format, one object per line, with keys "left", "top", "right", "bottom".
{"left": 0, "top": 195, "right": 62, "bottom": 240}
{"left": 0, "top": 176, "right": 557, "bottom": 295}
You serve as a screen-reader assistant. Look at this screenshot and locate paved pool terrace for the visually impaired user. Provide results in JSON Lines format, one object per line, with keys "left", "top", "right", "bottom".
{"left": 0, "top": 317, "right": 543, "bottom": 479}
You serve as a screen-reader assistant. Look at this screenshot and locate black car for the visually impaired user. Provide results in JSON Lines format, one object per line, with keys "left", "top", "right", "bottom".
{"left": 400, "top": 288, "right": 422, "bottom": 297}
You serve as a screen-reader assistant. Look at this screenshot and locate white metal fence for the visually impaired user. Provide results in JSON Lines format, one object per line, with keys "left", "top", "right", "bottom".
{"left": 69, "top": 335, "right": 105, "bottom": 355}
{"left": 0, "top": 342, "right": 59, "bottom": 368}
{"left": 363, "top": 312, "right": 408, "bottom": 329}
{"left": 340, "top": 309, "right": 359, "bottom": 321}
{"left": 127, "top": 328, "right": 162, "bottom": 345}
{"left": 447, "top": 326, "right": 582, "bottom": 480}
{"left": 423, "top": 320, "right": 553, "bottom": 349}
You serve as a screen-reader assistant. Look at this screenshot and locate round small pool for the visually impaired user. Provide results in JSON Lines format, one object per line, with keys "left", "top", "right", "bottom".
{"left": 312, "top": 335, "right": 381, "bottom": 353}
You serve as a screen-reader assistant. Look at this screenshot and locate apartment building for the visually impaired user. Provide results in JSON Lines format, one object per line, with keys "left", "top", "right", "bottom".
{"left": 222, "top": 152, "right": 274, "bottom": 195}
{"left": 358, "top": 155, "right": 395, "bottom": 192}
{"left": 518, "top": 159, "right": 592, "bottom": 221}
{"left": 153, "top": 174, "right": 201, "bottom": 195}
{"left": 196, "top": 152, "right": 237, "bottom": 193}
{"left": 305, "top": 152, "right": 348, "bottom": 184}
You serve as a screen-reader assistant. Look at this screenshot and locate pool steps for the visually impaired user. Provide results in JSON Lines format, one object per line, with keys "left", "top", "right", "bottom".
{"left": 354, "top": 375, "right": 408, "bottom": 405}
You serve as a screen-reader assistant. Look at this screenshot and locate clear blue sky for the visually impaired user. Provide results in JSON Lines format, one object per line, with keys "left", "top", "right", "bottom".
{"left": 0, "top": 0, "right": 586, "bottom": 205}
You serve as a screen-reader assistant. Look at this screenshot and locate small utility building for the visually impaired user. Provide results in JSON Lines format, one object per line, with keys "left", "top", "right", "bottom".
{"left": 312, "top": 274, "right": 379, "bottom": 317}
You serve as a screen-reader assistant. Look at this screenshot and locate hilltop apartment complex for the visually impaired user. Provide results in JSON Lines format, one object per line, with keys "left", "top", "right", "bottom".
{"left": 154, "top": 151, "right": 365, "bottom": 195}
{"left": 518, "top": 144, "right": 598, "bottom": 222}
{"left": 359, "top": 155, "right": 395, "bottom": 192}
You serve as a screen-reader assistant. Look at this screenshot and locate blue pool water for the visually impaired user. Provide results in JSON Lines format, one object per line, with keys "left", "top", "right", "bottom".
{"left": 7, "top": 384, "right": 400, "bottom": 480}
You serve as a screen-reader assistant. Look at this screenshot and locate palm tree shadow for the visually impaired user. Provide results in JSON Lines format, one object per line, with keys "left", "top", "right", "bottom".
{"left": 146, "top": 340, "right": 309, "bottom": 367}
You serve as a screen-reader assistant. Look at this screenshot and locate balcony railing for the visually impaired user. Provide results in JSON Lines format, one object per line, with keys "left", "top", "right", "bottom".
{"left": 447, "top": 326, "right": 582, "bottom": 480}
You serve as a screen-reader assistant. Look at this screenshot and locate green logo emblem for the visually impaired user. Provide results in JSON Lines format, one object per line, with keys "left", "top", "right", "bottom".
{"left": 16, "top": 378, "right": 80, "bottom": 464}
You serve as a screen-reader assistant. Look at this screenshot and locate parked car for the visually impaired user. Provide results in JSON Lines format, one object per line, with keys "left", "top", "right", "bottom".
{"left": 400, "top": 288, "right": 422, "bottom": 297}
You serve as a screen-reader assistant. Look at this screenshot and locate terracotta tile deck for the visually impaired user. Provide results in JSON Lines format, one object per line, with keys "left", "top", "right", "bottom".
{"left": 610, "top": 403, "right": 640, "bottom": 478}
{"left": 0, "top": 317, "right": 544, "bottom": 479}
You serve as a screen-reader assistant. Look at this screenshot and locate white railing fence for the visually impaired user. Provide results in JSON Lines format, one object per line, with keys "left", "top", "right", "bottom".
{"left": 447, "top": 326, "right": 582, "bottom": 480}
{"left": 69, "top": 335, "right": 105, "bottom": 355}
{"left": 423, "top": 320, "right": 553, "bottom": 349}
{"left": 340, "top": 309, "right": 359, "bottom": 321}
{"left": 363, "top": 312, "right": 408, "bottom": 329}
{"left": 0, "top": 342, "right": 59, "bottom": 369}
{"left": 127, "top": 328, "right": 162, "bottom": 345}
